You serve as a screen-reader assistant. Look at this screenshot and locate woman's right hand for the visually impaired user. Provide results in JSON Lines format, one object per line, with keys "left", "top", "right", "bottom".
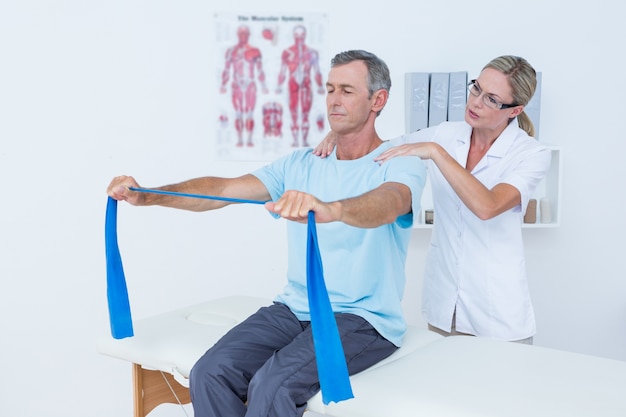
{"left": 313, "top": 132, "right": 338, "bottom": 158}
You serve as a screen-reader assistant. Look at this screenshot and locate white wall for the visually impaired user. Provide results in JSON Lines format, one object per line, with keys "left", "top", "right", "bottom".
{"left": 1, "top": 1, "right": 625, "bottom": 416}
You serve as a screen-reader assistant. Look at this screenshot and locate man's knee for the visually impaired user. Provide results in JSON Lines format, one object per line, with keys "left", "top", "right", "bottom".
{"left": 190, "top": 347, "right": 234, "bottom": 392}
{"left": 247, "top": 366, "right": 309, "bottom": 417}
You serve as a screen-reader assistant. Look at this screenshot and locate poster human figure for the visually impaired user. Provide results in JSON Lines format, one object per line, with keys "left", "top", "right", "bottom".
{"left": 219, "top": 24, "right": 269, "bottom": 147}
{"left": 262, "top": 101, "right": 283, "bottom": 137}
{"left": 275, "top": 25, "right": 325, "bottom": 147}
{"left": 215, "top": 14, "right": 328, "bottom": 161}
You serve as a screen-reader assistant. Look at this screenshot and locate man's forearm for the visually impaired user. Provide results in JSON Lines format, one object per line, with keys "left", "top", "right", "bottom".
{"left": 139, "top": 175, "right": 270, "bottom": 212}
{"left": 335, "top": 182, "right": 412, "bottom": 228}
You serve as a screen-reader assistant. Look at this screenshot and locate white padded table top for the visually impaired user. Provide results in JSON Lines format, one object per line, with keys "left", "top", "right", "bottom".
{"left": 98, "top": 296, "right": 626, "bottom": 417}
{"left": 97, "top": 296, "right": 272, "bottom": 378}
{"left": 97, "top": 296, "right": 443, "bottom": 382}
{"left": 310, "top": 336, "right": 626, "bottom": 417}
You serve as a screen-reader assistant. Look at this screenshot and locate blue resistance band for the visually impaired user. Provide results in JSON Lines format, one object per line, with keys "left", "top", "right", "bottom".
{"left": 104, "top": 188, "right": 353, "bottom": 403}
{"left": 306, "top": 210, "right": 354, "bottom": 404}
{"left": 128, "top": 187, "right": 268, "bottom": 205}
{"left": 104, "top": 197, "right": 134, "bottom": 339}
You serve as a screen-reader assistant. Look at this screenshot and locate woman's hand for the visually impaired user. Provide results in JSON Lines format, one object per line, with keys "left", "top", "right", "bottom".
{"left": 313, "top": 132, "right": 338, "bottom": 158}
{"left": 374, "top": 142, "right": 439, "bottom": 164}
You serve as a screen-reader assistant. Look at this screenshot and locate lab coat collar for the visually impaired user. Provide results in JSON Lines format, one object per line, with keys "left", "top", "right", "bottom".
{"left": 455, "top": 118, "right": 519, "bottom": 173}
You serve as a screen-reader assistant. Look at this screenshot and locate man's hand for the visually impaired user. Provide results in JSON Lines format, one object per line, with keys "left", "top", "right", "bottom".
{"left": 107, "top": 175, "right": 145, "bottom": 206}
{"left": 265, "top": 190, "right": 340, "bottom": 224}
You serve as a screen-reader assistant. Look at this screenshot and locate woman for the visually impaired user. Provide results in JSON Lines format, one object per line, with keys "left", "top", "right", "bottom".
{"left": 315, "top": 55, "right": 551, "bottom": 343}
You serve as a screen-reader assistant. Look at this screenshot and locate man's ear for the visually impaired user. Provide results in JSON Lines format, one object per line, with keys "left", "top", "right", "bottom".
{"left": 372, "top": 89, "right": 389, "bottom": 113}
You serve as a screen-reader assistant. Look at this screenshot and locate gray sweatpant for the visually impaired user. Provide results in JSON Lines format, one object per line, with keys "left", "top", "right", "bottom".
{"left": 189, "top": 302, "right": 397, "bottom": 417}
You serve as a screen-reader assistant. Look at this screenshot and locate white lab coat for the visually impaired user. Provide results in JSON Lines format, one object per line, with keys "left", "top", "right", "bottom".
{"left": 394, "top": 120, "right": 551, "bottom": 340}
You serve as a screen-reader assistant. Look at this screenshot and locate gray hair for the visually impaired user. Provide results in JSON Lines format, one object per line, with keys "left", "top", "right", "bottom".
{"left": 331, "top": 50, "right": 391, "bottom": 116}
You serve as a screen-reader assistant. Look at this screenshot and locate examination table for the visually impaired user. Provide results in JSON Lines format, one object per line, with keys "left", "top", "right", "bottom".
{"left": 97, "top": 295, "right": 626, "bottom": 417}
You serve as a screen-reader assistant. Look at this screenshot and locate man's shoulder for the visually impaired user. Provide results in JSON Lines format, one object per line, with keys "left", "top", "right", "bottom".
{"left": 268, "top": 147, "right": 316, "bottom": 166}
{"left": 378, "top": 142, "right": 427, "bottom": 177}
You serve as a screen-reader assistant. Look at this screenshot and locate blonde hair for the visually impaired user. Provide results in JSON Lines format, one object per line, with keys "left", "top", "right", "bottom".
{"left": 483, "top": 55, "right": 537, "bottom": 137}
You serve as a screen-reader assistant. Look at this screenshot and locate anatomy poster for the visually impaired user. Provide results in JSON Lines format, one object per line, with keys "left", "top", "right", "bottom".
{"left": 215, "top": 13, "right": 329, "bottom": 161}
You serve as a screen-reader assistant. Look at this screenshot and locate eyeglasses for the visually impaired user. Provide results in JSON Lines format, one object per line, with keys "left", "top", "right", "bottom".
{"left": 467, "top": 80, "right": 518, "bottom": 110}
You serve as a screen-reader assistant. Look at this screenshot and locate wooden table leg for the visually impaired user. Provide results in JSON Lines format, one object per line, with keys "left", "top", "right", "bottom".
{"left": 132, "top": 363, "right": 191, "bottom": 417}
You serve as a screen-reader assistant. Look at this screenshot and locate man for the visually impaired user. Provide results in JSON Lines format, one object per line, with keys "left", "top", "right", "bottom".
{"left": 107, "top": 50, "right": 426, "bottom": 417}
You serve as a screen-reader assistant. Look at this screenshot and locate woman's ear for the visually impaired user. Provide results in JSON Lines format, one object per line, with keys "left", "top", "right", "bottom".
{"left": 508, "top": 105, "right": 524, "bottom": 118}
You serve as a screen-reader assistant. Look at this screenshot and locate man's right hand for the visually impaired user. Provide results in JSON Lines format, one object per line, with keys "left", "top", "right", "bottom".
{"left": 107, "top": 175, "right": 144, "bottom": 205}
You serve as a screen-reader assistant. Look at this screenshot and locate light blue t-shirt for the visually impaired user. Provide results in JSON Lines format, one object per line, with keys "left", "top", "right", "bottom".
{"left": 251, "top": 142, "right": 426, "bottom": 346}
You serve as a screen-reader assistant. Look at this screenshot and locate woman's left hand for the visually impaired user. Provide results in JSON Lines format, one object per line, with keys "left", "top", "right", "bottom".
{"left": 374, "top": 142, "right": 437, "bottom": 164}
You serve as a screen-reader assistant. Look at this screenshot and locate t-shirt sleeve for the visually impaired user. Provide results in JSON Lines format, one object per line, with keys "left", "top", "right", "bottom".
{"left": 250, "top": 156, "right": 288, "bottom": 219}
{"left": 251, "top": 150, "right": 311, "bottom": 219}
{"left": 382, "top": 155, "right": 428, "bottom": 228}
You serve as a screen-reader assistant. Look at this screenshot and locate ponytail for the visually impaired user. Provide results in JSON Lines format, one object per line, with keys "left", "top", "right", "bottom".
{"left": 517, "top": 111, "right": 535, "bottom": 138}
